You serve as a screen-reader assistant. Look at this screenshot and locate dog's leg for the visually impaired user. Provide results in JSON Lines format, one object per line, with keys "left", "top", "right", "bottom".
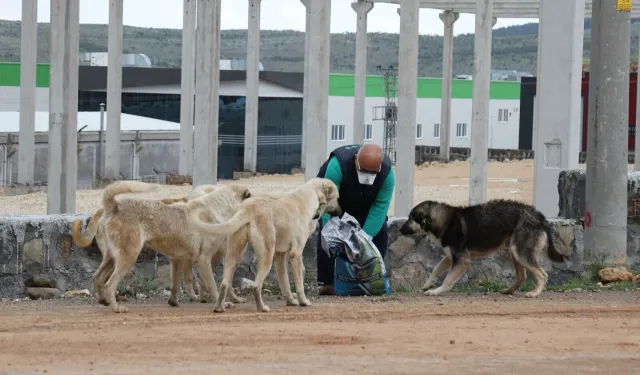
{"left": 104, "top": 248, "right": 139, "bottom": 313}
{"left": 424, "top": 252, "right": 471, "bottom": 296}
{"left": 501, "top": 247, "right": 528, "bottom": 295}
{"left": 422, "top": 255, "right": 452, "bottom": 292}
{"left": 501, "top": 262, "right": 527, "bottom": 295}
{"left": 195, "top": 256, "right": 220, "bottom": 305}
{"left": 168, "top": 259, "right": 182, "bottom": 307}
{"left": 211, "top": 247, "right": 246, "bottom": 304}
{"left": 274, "top": 252, "right": 298, "bottom": 306}
{"left": 249, "top": 229, "right": 276, "bottom": 313}
{"left": 92, "top": 251, "right": 114, "bottom": 306}
{"left": 516, "top": 233, "right": 549, "bottom": 298}
{"left": 289, "top": 251, "right": 311, "bottom": 307}
{"left": 181, "top": 260, "right": 199, "bottom": 302}
{"left": 214, "top": 232, "right": 247, "bottom": 313}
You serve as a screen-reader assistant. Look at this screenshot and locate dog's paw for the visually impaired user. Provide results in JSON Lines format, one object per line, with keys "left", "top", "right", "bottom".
{"left": 258, "top": 305, "right": 271, "bottom": 313}
{"left": 231, "top": 296, "right": 247, "bottom": 304}
{"left": 113, "top": 305, "right": 129, "bottom": 313}
{"left": 168, "top": 298, "right": 179, "bottom": 307}
{"left": 421, "top": 283, "right": 436, "bottom": 292}
{"left": 525, "top": 291, "right": 540, "bottom": 298}
{"left": 213, "top": 306, "right": 226, "bottom": 313}
{"left": 223, "top": 301, "right": 236, "bottom": 309}
{"left": 500, "top": 288, "right": 515, "bottom": 295}
{"left": 188, "top": 294, "right": 200, "bottom": 302}
{"left": 423, "top": 288, "right": 443, "bottom": 296}
{"left": 299, "top": 299, "right": 312, "bottom": 307}
{"left": 285, "top": 298, "right": 300, "bottom": 306}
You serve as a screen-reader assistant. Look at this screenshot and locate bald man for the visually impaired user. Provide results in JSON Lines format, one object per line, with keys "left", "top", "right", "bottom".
{"left": 315, "top": 144, "right": 395, "bottom": 295}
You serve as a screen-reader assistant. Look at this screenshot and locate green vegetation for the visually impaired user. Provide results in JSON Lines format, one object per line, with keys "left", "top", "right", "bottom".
{"left": 0, "top": 19, "right": 639, "bottom": 77}
{"left": 389, "top": 263, "right": 639, "bottom": 295}
{"left": 117, "top": 274, "right": 157, "bottom": 299}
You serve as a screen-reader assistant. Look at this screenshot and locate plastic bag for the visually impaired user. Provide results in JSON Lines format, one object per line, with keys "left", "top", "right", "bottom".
{"left": 320, "top": 213, "right": 391, "bottom": 296}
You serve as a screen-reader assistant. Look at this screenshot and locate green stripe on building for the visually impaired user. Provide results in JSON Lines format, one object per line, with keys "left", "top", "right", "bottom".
{"left": 328, "top": 73, "right": 521, "bottom": 100}
{"left": 0, "top": 62, "right": 521, "bottom": 100}
{"left": 0, "top": 62, "right": 50, "bottom": 88}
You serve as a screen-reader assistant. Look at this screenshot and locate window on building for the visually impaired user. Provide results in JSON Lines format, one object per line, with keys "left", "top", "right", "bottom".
{"left": 416, "top": 123, "right": 423, "bottom": 139}
{"left": 433, "top": 123, "right": 440, "bottom": 139}
{"left": 456, "top": 123, "right": 468, "bottom": 138}
{"left": 498, "top": 108, "right": 509, "bottom": 123}
{"left": 364, "top": 124, "right": 373, "bottom": 140}
{"left": 331, "top": 124, "right": 345, "bottom": 141}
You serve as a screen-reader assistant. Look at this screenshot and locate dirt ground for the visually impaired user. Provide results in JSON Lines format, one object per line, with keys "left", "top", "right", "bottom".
{"left": 1, "top": 291, "right": 640, "bottom": 374}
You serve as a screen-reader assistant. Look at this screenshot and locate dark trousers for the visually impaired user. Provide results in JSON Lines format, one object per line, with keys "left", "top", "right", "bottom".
{"left": 316, "top": 217, "right": 389, "bottom": 286}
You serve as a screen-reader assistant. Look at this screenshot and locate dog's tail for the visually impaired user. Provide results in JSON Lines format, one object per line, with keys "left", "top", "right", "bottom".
{"left": 542, "top": 219, "right": 568, "bottom": 263}
{"left": 102, "top": 181, "right": 160, "bottom": 215}
{"left": 71, "top": 208, "right": 103, "bottom": 248}
{"left": 189, "top": 207, "right": 251, "bottom": 237}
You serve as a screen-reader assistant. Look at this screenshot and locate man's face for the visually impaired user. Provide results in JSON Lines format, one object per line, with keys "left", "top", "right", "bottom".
{"left": 355, "top": 158, "right": 380, "bottom": 186}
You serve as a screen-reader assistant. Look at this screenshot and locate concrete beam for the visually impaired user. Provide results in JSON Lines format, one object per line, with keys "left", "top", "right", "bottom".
{"left": 371, "top": 0, "right": 640, "bottom": 17}
{"left": 394, "top": 0, "right": 420, "bottom": 217}
{"left": 18, "top": 0, "right": 37, "bottom": 185}
{"left": 179, "top": 0, "right": 196, "bottom": 177}
{"left": 532, "top": 0, "right": 584, "bottom": 218}
{"left": 468, "top": 0, "right": 495, "bottom": 205}
{"left": 303, "top": 0, "right": 331, "bottom": 182}
{"left": 105, "top": 0, "right": 124, "bottom": 180}
{"left": 193, "top": 0, "right": 222, "bottom": 186}
{"left": 300, "top": 0, "right": 310, "bottom": 169}
{"left": 351, "top": 0, "right": 374, "bottom": 146}
{"left": 243, "top": 0, "right": 261, "bottom": 172}
{"left": 47, "top": 0, "right": 79, "bottom": 214}
{"left": 584, "top": 0, "right": 630, "bottom": 266}
{"left": 438, "top": 10, "right": 458, "bottom": 163}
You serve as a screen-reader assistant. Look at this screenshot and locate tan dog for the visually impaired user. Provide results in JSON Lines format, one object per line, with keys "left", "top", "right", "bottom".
{"left": 95, "top": 181, "right": 255, "bottom": 313}
{"left": 71, "top": 185, "right": 225, "bottom": 307}
{"left": 188, "top": 178, "right": 341, "bottom": 313}
{"left": 72, "top": 196, "right": 202, "bottom": 307}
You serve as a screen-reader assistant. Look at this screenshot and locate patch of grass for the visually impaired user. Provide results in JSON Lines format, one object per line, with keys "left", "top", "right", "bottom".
{"left": 117, "top": 275, "right": 157, "bottom": 299}
{"left": 390, "top": 283, "right": 416, "bottom": 294}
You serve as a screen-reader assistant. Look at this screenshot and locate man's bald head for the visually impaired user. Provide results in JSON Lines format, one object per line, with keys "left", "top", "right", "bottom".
{"left": 356, "top": 144, "right": 383, "bottom": 173}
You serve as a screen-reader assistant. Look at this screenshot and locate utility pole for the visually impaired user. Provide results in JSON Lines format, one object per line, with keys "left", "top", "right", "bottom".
{"left": 373, "top": 64, "right": 398, "bottom": 164}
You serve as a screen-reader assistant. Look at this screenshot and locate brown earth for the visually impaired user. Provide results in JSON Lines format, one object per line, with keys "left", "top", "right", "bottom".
{"left": 1, "top": 291, "right": 640, "bottom": 374}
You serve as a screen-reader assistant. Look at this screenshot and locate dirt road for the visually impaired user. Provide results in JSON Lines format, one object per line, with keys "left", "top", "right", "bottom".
{"left": 1, "top": 292, "right": 640, "bottom": 374}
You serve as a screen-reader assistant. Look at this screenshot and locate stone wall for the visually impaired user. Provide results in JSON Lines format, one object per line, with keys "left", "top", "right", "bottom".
{"left": 558, "top": 169, "right": 640, "bottom": 222}
{"left": 415, "top": 146, "right": 636, "bottom": 165}
{"left": 0, "top": 212, "right": 616, "bottom": 299}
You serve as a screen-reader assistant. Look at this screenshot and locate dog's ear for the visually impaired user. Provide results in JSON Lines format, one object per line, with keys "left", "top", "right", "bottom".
{"left": 321, "top": 179, "right": 337, "bottom": 199}
{"left": 242, "top": 189, "right": 251, "bottom": 200}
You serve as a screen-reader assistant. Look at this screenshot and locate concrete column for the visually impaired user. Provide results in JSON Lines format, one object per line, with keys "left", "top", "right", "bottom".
{"left": 243, "top": 0, "right": 261, "bottom": 172}
{"left": 468, "top": 0, "right": 495, "bottom": 206}
{"left": 18, "top": 0, "right": 37, "bottom": 185}
{"left": 532, "top": 0, "right": 585, "bottom": 218}
{"left": 179, "top": 0, "right": 196, "bottom": 176}
{"left": 636, "top": 31, "right": 640, "bottom": 171}
{"left": 303, "top": 0, "right": 331, "bottom": 181}
{"left": 47, "top": 0, "right": 79, "bottom": 214}
{"left": 104, "top": 0, "right": 124, "bottom": 180}
{"left": 351, "top": 0, "right": 374, "bottom": 145}
{"left": 193, "top": 0, "right": 221, "bottom": 186}
{"left": 584, "top": 0, "right": 630, "bottom": 266}
{"left": 300, "top": 0, "right": 311, "bottom": 169}
{"left": 438, "top": 10, "right": 459, "bottom": 163}
{"left": 394, "top": 0, "right": 420, "bottom": 217}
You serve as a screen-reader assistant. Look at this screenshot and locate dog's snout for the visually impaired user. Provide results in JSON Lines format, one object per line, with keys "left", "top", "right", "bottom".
{"left": 399, "top": 220, "right": 415, "bottom": 235}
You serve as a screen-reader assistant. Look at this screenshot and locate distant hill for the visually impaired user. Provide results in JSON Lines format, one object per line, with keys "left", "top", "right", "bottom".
{"left": 0, "top": 18, "right": 639, "bottom": 77}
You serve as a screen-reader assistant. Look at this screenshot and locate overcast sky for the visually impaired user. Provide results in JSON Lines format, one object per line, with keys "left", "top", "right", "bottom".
{"left": 1, "top": 0, "right": 537, "bottom": 36}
